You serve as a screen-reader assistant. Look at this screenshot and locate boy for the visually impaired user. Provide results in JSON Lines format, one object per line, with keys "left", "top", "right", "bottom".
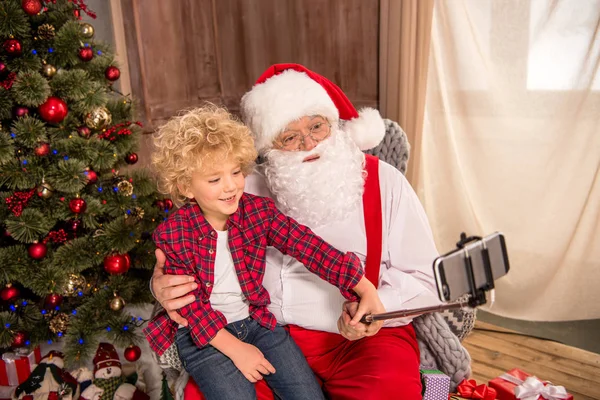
{"left": 144, "top": 105, "right": 385, "bottom": 400}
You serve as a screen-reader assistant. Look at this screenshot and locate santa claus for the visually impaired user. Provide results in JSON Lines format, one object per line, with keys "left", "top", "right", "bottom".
{"left": 152, "top": 63, "right": 441, "bottom": 399}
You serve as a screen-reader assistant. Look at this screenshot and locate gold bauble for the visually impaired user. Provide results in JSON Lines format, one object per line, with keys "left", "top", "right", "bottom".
{"left": 116, "top": 180, "right": 134, "bottom": 196}
{"left": 37, "top": 181, "right": 54, "bottom": 199}
{"left": 49, "top": 313, "right": 70, "bottom": 334}
{"left": 109, "top": 294, "right": 126, "bottom": 311}
{"left": 126, "top": 206, "right": 145, "bottom": 220}
{"left": 85, "top": 107, "right": 112, "bottom": 130}
{"left": 80, "top": 23, "right": 95, "bottom": 39}
{"left": 63, "top": 274, "right": 86, "bottom": 297}
{"left": 42, "top": 63, "right": 57, "bottom": 78}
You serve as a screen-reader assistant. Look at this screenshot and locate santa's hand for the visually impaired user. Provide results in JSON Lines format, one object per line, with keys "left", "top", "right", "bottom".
{"left": 81, "top": 384, "right": 104, "bottom": 400}
{"left": 152, "top": 248, "right": 196, "bottom": 327}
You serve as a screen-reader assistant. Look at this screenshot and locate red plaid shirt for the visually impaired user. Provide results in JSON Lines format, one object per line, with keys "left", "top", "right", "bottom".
{"left": 144, "top": 193, "right": 363, "bottom": 355}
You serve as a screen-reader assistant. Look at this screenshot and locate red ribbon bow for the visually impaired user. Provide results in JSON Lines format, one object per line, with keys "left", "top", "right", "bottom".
{"left": 456, "top": 379, "right": 497, "bottom": 400}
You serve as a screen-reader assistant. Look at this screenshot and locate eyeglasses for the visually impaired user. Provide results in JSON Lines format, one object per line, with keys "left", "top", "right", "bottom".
{"left": 274, "top": 121, "right": 332, "bottom": 151}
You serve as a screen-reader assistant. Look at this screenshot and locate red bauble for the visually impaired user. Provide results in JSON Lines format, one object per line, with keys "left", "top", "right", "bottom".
{"left": 38, "top": 97, "right": 68, "bottom": 124}
{"left": 0, "top": 285, "right": 20, "bottom": 302}
{"left": 73, "top": 9, "right": 80, "bottom": 18}
{"left": 124, "top": 345, "right": 141, "bottom": 362}
{"left": 105, "top": 66, "right": 120, "bottom": 82}
{"left": 155, "top": 200, "right": 165, "bottom": 210}
{"left": 86, "top": 169, "right": 98, "bottom": 184}
{"left": 13, "top": 106, "right": 29, "bottom": 118}
{"left": 45, "top": 293, "right": 63, "bottom": 308}
{"left": 0, "top": 62, "right": 7, "bottom": 78}
{"left": 28, "top": 242, "right": 47, "bottom": 259}
{"left": 21, "top": 0, "right": 42, "bottom": 15}
{"left": 125, "top": 153, "right": 138, "bottom": 165}
{"left": 3, "top": 39, "right": 22, "bottom": 56}
{"left": 34, "top": 143, "right": 50, "bottom": 156}
{"left": 103, "top": 254, "right": 130, "bottom": 275}
{"left": 11, "top": 331, "right": 27, "bottom": 348}
{"left": 78, "top": 47, "right": 93, "bottom": 62}
{"left": 77, "top": 126, "right": 91, "bottom": 138}
{"left": 69, "top": 197, "right": 87, "bottom": 214}
{"left": 164, "top": 198, "right": 174, "bottom": 210}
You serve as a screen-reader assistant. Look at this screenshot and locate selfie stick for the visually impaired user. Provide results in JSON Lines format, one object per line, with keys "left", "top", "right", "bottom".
{"left": 361, "top": 233, "right": 495, "bottom": 324}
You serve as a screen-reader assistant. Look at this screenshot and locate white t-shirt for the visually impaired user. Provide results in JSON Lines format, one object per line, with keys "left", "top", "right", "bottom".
{"left": 209, "top": 230, "right": 250, "bottom": 323}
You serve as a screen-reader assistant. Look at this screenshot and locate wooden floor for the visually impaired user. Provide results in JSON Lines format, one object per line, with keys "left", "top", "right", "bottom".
{"left": 464, "top": 321, "right": 600, "bottom": 399}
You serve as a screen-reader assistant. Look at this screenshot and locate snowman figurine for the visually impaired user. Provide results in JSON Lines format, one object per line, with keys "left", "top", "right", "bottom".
{"left": 80, "top": 343, "right": 148, "bottom": 400}
{"left": 15, "top": 351, "right": 79, "bottom": 400}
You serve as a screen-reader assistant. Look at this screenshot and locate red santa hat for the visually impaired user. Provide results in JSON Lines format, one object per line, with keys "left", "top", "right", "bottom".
{"left": 93, "top": 342, "right": 121, "bottom": 374}
{"left": 241, "top": 63, "right": 386, "bottom": 154}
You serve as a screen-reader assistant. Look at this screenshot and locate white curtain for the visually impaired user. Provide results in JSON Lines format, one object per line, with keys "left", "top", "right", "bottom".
{"left": 419, "top": 0, "right": 600, "bottom": 321}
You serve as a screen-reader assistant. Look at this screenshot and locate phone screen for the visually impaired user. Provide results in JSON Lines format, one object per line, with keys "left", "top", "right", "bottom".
{"left": 433, "top": 232, "right": 509, "bottom": 302}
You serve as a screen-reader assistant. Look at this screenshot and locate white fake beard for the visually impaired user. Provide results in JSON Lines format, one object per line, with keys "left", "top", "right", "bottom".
{"left": 262, "top": 129, "right": 365, "bottom": 228}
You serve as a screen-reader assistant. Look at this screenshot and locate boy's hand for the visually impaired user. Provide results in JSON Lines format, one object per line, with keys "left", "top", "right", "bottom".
{"left": 230, "top": 342, "right": 276, "bottom": 382}
{"left": 152, "top": 249, "right": 197, "bottom": 326}
{"left": 339, "top": 277, "right": 386, "bottom": 339}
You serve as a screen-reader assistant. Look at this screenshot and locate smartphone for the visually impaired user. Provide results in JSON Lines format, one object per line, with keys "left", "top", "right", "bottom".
{"left": 433, "top": 232, "right": 509, "bottom": 302}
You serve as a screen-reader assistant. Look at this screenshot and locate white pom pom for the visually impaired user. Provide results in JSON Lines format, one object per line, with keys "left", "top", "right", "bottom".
{"left": 343, "top": 108, "right": 386, "bottom": 150}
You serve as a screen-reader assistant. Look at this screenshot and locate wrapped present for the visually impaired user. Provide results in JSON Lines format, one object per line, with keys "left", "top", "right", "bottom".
{"left": 0, "top": 346, "right": 42, "bottom": 386}
{"left": 420, "top": 369, "right": 450, "bottom": 400}
{"left": 450, "top": 379, "right": 497, "bottom": 400}
{"left": 489, "top": 368, "right": 573, "bottom": 400}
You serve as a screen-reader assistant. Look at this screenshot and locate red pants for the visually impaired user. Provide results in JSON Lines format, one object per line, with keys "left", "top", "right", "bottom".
{"left": 184, "top": 324, "right": 421, "bottom": 400}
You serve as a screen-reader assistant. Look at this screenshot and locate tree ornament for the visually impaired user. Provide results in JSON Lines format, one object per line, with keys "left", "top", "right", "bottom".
{"left": 86, "top": 169, "right": 98, "bottom": 184}
{"left": 109, "top": 293, "right": 126, "bottom": 311}
{"left": 69, "top": 196, "right": 87, "bottom": 214}
{"left": 78, "top": 47, "right": 93, "bottom": 62}
{"left": 21, "top": 0, "right": 42, "bottom": 15}
{"left": 13, "top": 106, "right": 29, "bottom": 118}
{"left": 63, "top": 273, "right": 86, "bottom": 296}
{"left": 155, "top": 200, "right": 165, "bottom": 210}
{"left": 85, "top": 107, "right": 112, "bottom": 129}
{"left": 37, "top": 180, "right": 54, "bottom": 199}
{"left": 116, "top": 180, "right": 134, "bottom": 196}
{"left": 38, "top": 97, "right": 68, "bottom": 124}
{"left": 49, "top": 313, "right": 69, "bottom": 333}
{"left": 0, "top": 284, "right": 20, "bottom": 302}
{"left": 164, "top": 198, "right": 174, "bottom": 210}
{"left": 73, "top": 9, "right": 80, "bottom": 18}
{"left": 4, "top": 39, "right": 23, "bottom": 56}
{"left": 80, "top": 23, "right": 95, "bottom": 38}
{"left": 41, "top": 63, "right": 57, "bottom": 78}
{"left": 125, "top": 152, "right": 138, "bottom": 164}
{"left": 7, "top": 189, "right": 36, "bottom": 216}
{"left": 11, "top": 331, "right": 27, "bottom": 348}
{"left": 103, "top": 254, "right": 129, "bottom": 275}
{"left": 45, "top": 292, "right": 63, "bottom": 308}
{"left": 77, "top": 125, "right": 91, "bottom": 138}
{"left": 126, "top": 206, "right": 145, "bottom": 220}
{"left": 124, "top": 345, "right": 141, "bottom": 362}
{"left": 66, "top": 218, "right": 82, "bottom": 233}
{"left": 28, "top": 241, "right": 47, "bottom": 259}
{"left": 34, "top": 142, "right": 50, "bottom": 156}
{"left": 105, "top": 66, "right": 120, "bottom": 81}
{"left": 0, "top": 62, "right": 7, "bottom": 78}
{"left": 37, "top": 24, "right": 56, "bottom": 40}
{"left": 124, "top": 253, "right": 131, "bottom": 269}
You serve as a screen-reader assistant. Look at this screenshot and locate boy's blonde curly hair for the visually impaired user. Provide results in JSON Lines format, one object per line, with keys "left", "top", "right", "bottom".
{"left": 152, "top": 104, "right": 257, "bottom": 206}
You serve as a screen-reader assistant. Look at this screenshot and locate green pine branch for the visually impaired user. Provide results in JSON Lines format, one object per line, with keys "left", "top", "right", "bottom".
{"left": 12, "top": 71, "right": 51, "bottom": 107}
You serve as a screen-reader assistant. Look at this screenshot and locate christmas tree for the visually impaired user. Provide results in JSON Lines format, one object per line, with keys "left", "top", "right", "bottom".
{"left": 0, "top": 0, "right": 165, "bottom": 364}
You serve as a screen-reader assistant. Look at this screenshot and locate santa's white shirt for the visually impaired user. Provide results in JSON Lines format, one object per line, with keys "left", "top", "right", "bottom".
{"left": 245, "top": 159, "right": 441, "bottom": 334}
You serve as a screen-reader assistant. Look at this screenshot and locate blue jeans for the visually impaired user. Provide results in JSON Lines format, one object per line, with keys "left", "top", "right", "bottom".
{"left": 176, "top": 317, "right": 325, "bottom": 400}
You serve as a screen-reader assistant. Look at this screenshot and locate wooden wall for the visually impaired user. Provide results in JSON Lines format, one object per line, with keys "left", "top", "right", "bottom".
{"left": 119, "top": 0, "right": 380, "bottom": 129}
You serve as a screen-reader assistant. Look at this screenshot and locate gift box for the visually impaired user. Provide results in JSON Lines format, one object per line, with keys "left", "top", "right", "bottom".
{"left": 420, "top": 369, "right": 450, "bottom": 400}
{"left": 489, "top": 368, "right": 573, "bottom": 400}
{"left": 0, "top": 346, "right": 41, "bottom": 386}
